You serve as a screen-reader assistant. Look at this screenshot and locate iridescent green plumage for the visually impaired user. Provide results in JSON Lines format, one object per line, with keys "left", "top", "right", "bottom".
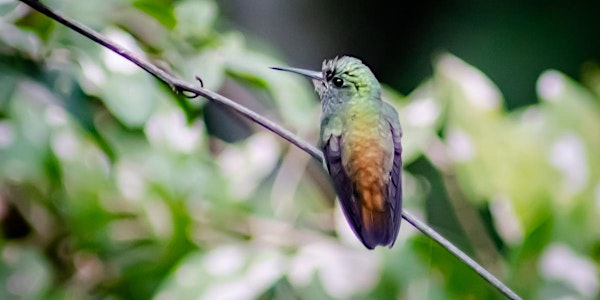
{"left": 273, "top": 56, "right": 403, "bottom": 249}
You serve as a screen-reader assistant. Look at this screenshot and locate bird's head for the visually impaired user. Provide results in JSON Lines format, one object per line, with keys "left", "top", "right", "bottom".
{"left": 272, "top": 56, "right": 381, "bottom": 105}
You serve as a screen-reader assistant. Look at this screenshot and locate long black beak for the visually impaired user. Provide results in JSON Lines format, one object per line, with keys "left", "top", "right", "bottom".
{"left": 270, "top": 66, "right": 323, "bottom": 81}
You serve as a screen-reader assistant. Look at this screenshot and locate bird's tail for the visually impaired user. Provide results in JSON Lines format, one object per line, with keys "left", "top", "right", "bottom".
{"left": 360, "top": 206, "right": 394, "bottom": 249}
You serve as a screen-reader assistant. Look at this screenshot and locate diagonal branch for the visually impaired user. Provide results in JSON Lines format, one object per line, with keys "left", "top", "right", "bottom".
{"left": 17, "top": 1, "right": 521, "bottom": 299}
{"left": 16, "top": 0, "right": 323, "bottom": 162}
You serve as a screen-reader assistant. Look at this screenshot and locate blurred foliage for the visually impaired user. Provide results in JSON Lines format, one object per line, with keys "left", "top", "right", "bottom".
{"left": 1, "top": 0, "right": 600, "bottom": 299}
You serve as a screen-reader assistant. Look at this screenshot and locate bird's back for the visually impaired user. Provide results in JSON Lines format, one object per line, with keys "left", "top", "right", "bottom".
{"left": 323, "top": 99, "right": 399, "bottom": 248}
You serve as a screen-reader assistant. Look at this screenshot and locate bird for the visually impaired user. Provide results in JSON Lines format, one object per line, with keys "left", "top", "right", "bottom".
{"left": 272, "top": 56, "right": 403, "bottom": 249}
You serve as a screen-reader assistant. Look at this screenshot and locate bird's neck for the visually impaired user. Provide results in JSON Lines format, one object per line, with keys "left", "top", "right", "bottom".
{"left": 323, "top": 94, "right": 380, "bottom": 117}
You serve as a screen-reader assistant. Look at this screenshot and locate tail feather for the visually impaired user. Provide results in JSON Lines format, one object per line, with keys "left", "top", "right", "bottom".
{"left": 359, "top": 206, "right": 394, "bottom": 249}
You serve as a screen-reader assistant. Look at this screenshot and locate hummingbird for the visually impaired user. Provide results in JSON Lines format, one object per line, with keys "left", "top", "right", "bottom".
{"left": 272, "top": 56, "right": 403, "bottom": 249}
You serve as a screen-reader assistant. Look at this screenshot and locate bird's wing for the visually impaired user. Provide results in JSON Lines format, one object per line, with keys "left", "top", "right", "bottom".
{"left": 322, "top": 133, "right": 364, "bottom": 241}
{"left": 383, "top": 102, "right": 403, "bottom": 245}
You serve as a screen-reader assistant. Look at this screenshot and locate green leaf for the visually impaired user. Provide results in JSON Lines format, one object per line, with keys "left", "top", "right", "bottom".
{"left": 174, "top": 0, "right": 218, "bottom": 40}
{"left": 100, "top": 71, "right": 159, "bottom": 128}
{"left": 0, "top": 247, "right": 52, "bottom": 299}
{"left": 434, "top": 53, "right": 555, "bottom": 234}
{"left": 0, "top": 70, "right": 18, "bottom": 114}
{"left": 133, "top": 0, "right": 176, "bottom": 29}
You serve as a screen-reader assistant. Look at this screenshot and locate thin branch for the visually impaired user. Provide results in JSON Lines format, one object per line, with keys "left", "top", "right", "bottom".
{"left": 16, "top": 0, "right": 323, "bottom": 163}
{"left": 17, "top": 1, "right": 521, "bottom": 299}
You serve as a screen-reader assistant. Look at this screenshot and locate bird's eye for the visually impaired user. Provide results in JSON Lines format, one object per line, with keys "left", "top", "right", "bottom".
{"left": 332, "top": 77, "right": 344, "bottom": 87}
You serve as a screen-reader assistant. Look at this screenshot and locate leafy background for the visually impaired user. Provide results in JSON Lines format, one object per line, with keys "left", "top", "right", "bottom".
{"left": 1, "top": 0, "right": 599, "bottom": 299}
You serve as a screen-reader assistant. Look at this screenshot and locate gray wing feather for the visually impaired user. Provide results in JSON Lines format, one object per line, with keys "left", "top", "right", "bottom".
{"left": 322, "top": 134, "right": 364, "bottom": 241}
{"left": 383, "top": 102, "right": 403, "bottom": 246}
